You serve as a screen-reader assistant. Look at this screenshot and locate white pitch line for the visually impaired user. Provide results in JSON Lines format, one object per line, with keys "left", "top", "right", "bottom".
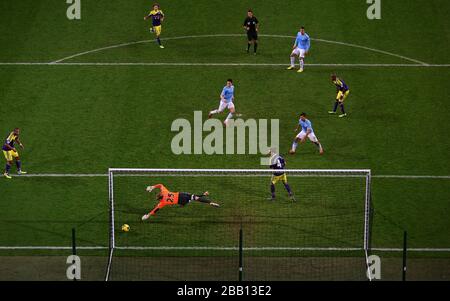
{"left": 1, "top": 62, "right": 450, "bottom": 67}
{"left": 48, "top": 34, "right": 429, "bottom": 65}
{"left": 17, "top": 173, "right": 107, "bottom": 177}
{"left": 0, "top": 34, "right": 435, "bottom": 66}
{"left": 373, "top": 175, "right": 450, "bottom": 179}
{"left": 1, "top": 246, "right": 449, "bottom": 252}
{"left": 13, "top": 173, "right": 450, "bottom": 179}
{"left": 371, "top": 248, "right": 450, "bottom": 252}
{"left": 0, "top": 246, "right": 107, "bottom": 250}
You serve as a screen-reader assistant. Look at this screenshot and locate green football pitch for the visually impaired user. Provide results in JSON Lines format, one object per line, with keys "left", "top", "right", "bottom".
{"left": 0, "top": 0, "right": 449, "bottom": 280}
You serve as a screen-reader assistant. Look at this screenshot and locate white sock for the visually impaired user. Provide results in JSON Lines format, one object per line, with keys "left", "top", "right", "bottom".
{"left": 292, "top": 142, "right": 298, "bottom": 151}
{"left": 290, "top": 56, "right": 295, "bottom": 66}
{"left": 225, "top": 112, "right": 234, "bottom": 122}
{"left": 300, "top": 58, "right": 304, "bottom": 69}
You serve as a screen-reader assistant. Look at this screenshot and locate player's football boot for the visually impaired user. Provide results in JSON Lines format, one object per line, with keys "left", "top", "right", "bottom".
{"left": 210, "top": 202, "right": 220, "bottom": 207}
{"left": 159, "top": 45, "right": 165, "bottom": 49}
{"left": 319, "top": 148, "right": 324, "bottom": 155}
{"left": 288, "top": 149, "right": 296, "bottom": 155}
{"left": 290, "top": 195, "right": 297, "bottom": 202}
{"left": 142, "top": 214, "right": 150, "bottom": 221}
{"left": 3, "top": 172, "right": 11, "bottom": 179}
{"left": 286, "top": 66, "right": 295, "bottom": 70}
{"left": 149, "top": 28, "right": 154, "bottom": 33}
{"left": 339, "top": 113, "right": 347, "bottom": 118}
{"left": 328, "top": 111, "right": 336, "bottom": 114}
{"left": 297, "top": 68, "right": 304, "bottom": 73}
{"left": 266, "top": 197, "right": 275, "bottom": 201}
{"left": 17, "top": 170, "right": 27, "bottom": 175}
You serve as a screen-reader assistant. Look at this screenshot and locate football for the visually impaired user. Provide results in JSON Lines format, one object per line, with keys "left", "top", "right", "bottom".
{"left": 121, "top": 224, "right": 130, "bottom": 232}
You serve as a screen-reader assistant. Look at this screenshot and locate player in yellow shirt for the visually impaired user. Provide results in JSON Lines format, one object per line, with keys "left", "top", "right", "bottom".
{"left": 3, "top": 128, "right": 27, "bottom": 179}
{"left": 328, "top": 74, "right": 350, "bottom": 118}
{"left": 144, "top": 3, "right": 165, "bottom": 49}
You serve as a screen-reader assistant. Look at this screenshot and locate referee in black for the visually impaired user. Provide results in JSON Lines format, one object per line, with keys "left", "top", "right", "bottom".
{"left": 243, "top": 9, "right": 259, "bottom": 54}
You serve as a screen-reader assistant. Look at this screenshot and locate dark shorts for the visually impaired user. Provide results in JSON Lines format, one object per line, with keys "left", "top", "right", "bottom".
{"left": 247, "top": 31, "right": 258, "bottom": 41}
{"left": 178, "top": 192, "right": 192, "bottom": 206}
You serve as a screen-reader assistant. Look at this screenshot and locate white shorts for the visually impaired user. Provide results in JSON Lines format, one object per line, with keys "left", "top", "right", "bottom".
{"left": 218, "top": 100, "right": 235, "bottom": 112}
{"left": 292, "top": 47, "right": 307, "bottom": 58}
{"left": 296, "top": 130, "right": 318, "bottom": 142}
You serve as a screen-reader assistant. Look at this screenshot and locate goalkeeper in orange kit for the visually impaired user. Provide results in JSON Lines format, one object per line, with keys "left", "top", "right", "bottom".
{"left": 141, "top": 184, "right": 220, "bottom": 220}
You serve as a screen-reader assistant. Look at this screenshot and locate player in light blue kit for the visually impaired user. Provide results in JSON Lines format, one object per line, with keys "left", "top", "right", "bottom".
{"left": 208, "top": 79, "right": 239, "bottom": 126}
{"left": 289, "top": 113, "right": 324, "bottom": 155}
{"left": 287, "top": 26, "right": 310, "bottom": 73}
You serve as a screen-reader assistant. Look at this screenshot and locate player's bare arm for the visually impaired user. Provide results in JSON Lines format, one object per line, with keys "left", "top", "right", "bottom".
{"left": 16, "top": 138, "right": 24, "bottom": 149}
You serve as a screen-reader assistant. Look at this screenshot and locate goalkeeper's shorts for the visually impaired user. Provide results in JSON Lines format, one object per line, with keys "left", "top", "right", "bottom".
{"left": 178, "top": 192, "right": 193, "bottom": 206}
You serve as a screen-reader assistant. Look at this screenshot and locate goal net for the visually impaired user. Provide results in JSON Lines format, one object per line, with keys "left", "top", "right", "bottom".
{"left": 105, "top": 168, "right": 372, "bottom": 281}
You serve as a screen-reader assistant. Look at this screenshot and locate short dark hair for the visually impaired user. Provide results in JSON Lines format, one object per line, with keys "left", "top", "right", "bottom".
{"left": 300, "top": 112, "right": 306, "bottom": 117}
{"left": 153, "top": 3, "right": 160, "bottom": 8}
{"left": 248, "top": 9, "right": 253, "bottom": 13}
{"left": 227, "top": 78, "right": 233, "bottom": 83}
{"left": 301, "top": 26, "right": 305, "bottom": 29}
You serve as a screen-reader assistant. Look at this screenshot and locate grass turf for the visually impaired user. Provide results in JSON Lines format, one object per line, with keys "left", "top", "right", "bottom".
{"left": 0, "top": 0, "right": 449, "bottom": 279}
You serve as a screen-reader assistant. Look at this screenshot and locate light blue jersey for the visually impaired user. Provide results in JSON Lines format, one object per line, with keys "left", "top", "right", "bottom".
{"left": 294, "top": 32, "right": 310, "bottom": 51}
{"left": 299, "top": 118, "right": 314, "bottom": 133}
{"left": 221, "top": 85, "right": 234, "bottom": 103}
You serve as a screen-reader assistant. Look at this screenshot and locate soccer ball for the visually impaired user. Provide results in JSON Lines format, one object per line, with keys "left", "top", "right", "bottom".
{"left": 121, "top": 224, "right": 130, "bottom": 232}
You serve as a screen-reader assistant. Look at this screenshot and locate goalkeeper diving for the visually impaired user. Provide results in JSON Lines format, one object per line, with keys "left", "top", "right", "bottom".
{"left": 142, "top": 184, "right": 220, "bottom": 220}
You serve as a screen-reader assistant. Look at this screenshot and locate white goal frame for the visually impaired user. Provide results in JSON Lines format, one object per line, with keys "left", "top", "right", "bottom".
{"left": 105, "top": 168, "right": 372, "bottom": 281}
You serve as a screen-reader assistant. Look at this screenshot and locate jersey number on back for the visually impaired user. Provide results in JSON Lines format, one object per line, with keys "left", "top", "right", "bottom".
{"left": 167, "top": 193, "right": 175, "bottom": 203}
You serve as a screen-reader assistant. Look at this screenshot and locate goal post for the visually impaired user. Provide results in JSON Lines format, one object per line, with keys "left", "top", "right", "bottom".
{"left": 105, "top": 168, "right": 372, "bottom": 281}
